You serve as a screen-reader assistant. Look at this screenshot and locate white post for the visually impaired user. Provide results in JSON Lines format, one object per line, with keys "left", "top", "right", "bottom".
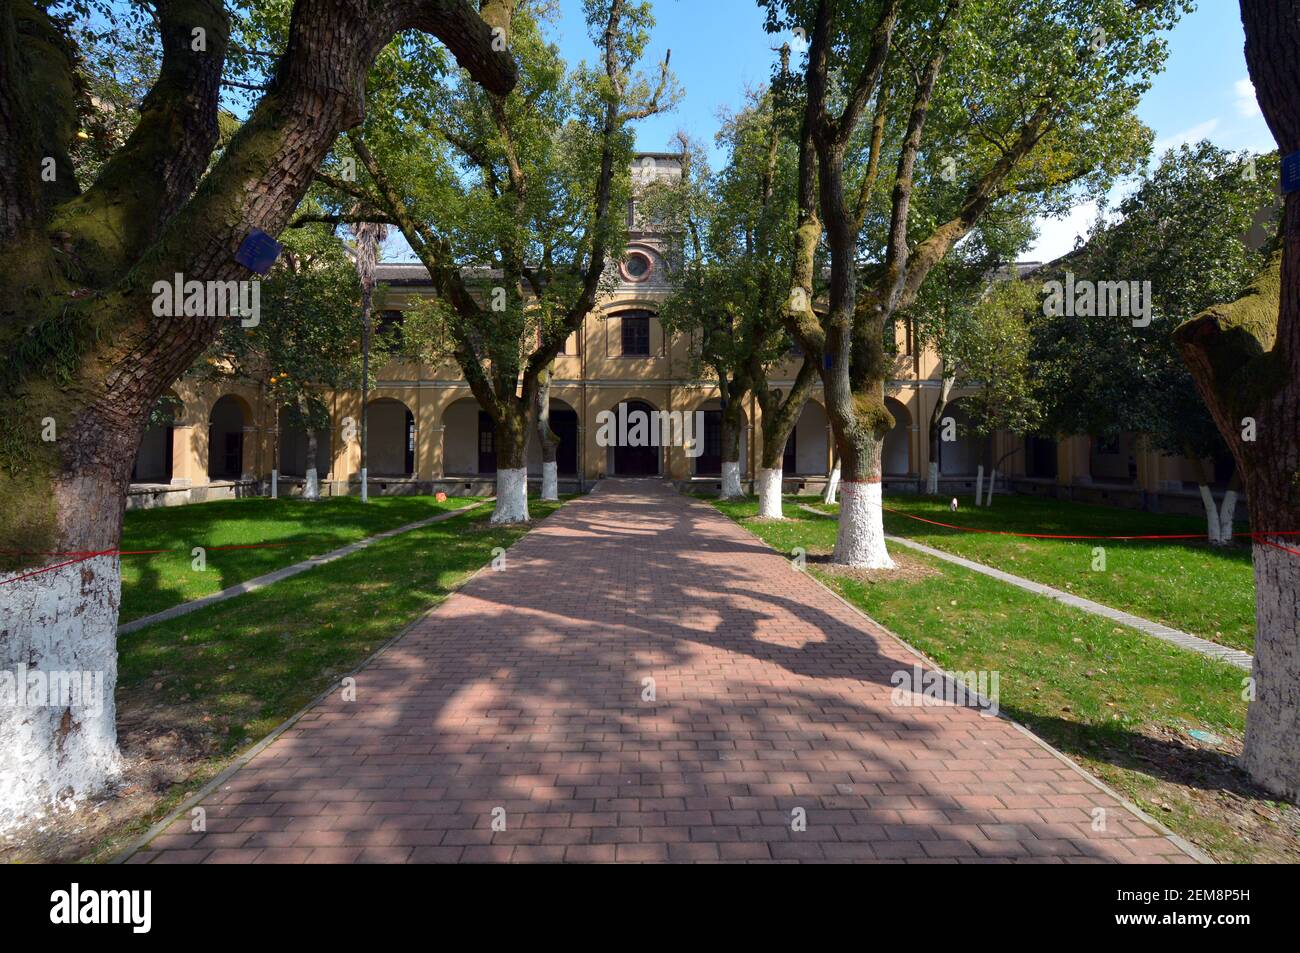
{"left": 823, "top": 461, "right": 842, "bottom": 505}
{"left": 1220, "top": 489, "right": 1239, "bottom": 544}
{"left": 975, "top": 465, "right": 984, "bottom": 507}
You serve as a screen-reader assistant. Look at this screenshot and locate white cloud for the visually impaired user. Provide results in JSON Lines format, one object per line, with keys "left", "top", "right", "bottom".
{"left": 1234, "top": 77, "right": 1261, "bottom": 117}
{"left": 1153, "top": 118, "right": 1220, "bottom": 155}
{"left": 1026, "top": 201, "right": 1102, "bottom": 263}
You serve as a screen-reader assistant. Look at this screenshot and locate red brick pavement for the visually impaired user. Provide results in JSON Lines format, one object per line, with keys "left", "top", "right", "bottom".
{"left": 131, "top": 480, "right": 1199, "bottom": 864}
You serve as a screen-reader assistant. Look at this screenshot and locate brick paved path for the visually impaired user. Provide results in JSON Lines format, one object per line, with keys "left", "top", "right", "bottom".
{"left": 131, "top": 480, "right": 1198, "bottom": 863}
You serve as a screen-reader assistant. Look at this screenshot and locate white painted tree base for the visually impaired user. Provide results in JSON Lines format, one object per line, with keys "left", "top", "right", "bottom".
{"left": 540, "top": 461, "right": 559, "bottom": 501}
{"left": 271, "top": 469, "right": 278, "bottom": 500}
{"left": 926, "top": 462, "right": 938, "bottom": 495}
{"left": 304, "top": 466, "right": 320, "bottom": 502}
{"left": 1220, "top": 490, "right": 1238, "bottom": 544}
{"left": 720, "top": 460, "right": 743, "bottom": 499}
{"left": 823, "top": 463, "right": 841, "bottom": 505}
{"left": 0, "top": 556, "right": 121, "bottom": 832}
{"left": 1241, "top": 541, "right": 1300, "bottom": 801}
{"left": 833, "top": 481, "right": 895, "bottom": 569}
{"left": 491, "top": 467, "right": 530, "bottom": 523}
{"left": 757, "top": 467, "right": 784, "bottom": 518}
{"left": 360, "top": 467, "right": 369, "bottom": 503}
{"left": 1198, "top": 484, "right": 1223, "bottom": 544}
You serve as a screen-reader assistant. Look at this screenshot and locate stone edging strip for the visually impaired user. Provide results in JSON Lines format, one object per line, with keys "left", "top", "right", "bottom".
{"left": 111, "top": 499, "right": 565, "bottom": 863}
{"left": 703, "top": 496, "right": 1212, "bottom": 864}
{"left": 116, "top": 502, "right": 485, "bottom": 636}
{"left": 799, "top": 503, "right": 1253, "bottom": 672}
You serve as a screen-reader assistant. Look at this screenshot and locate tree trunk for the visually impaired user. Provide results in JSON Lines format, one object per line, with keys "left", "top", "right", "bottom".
{"left": 0, "top": 410, "right": 139, "bottom": 829}
{"left": 927, "top": 375, "right": 954, "bottom": 495}
{"left": 1197, "top": 483, "right": 1223, "bottom": 545}
{"left": 0, "top": 0, "right": 515, "bottom": 830}
{"left": 823, "top": 456, "right": 841, "bottom": 504}
{"left": 299, "top": 396, "right": 320, "bottom": 502}
{"left": 534, "top": 370, "right": 559, "bottom": 502}
{"left": 719, "top": 396, "right": 745, "bottom": 500}
{"left": 492, "top": 409, "right": 530, "bottom": 524}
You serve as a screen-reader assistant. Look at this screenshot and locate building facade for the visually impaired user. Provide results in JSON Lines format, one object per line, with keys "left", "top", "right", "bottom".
{"left": 128, "top": 153, "right": 1230, "bottom": 516}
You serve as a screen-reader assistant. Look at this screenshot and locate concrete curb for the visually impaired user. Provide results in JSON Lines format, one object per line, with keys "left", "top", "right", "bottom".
{"left": 712, "top": 496, "right": 1212, "bottom": 864}
{"left": 117, "top": 502, "right": 484, "bottom": 637}
{"left": 799, "top": 503, "right": 1253, "bottom": 671}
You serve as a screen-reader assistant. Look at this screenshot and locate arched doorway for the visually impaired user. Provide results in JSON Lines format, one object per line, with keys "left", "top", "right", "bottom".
{"left": 277, "top": 403, "right": 333, "bottom": 477}
{"left": 792, "top": 399, "right": 830, "bottom": 475}
{"left": 883, "top": 397, "right": 911, "bottom": 476}
{"left": 208, "top": 395, "right": 251, "bottom": 480}
{"left": 693, "top": 398, "right": 748, "bottom": 476}
{"left": 610, "top": 400, "right": 661, "bottom": 476}
{"left": 132, "top": 393, "right": 182, "bottom": 483}
{"left": 526, "top": 398, "right": 579, "bottom": 476}
{"left": 367, "top": 398, "right": 415, "bottom": 477}
{"left": 939, "top": 401, "right": 978, "bottom": 476}
{"left": 1025, "top": 434, "right": 1058, "bottom": 478}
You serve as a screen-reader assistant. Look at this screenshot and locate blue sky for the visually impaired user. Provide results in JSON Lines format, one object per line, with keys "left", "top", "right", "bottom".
{"left": 383, "top": 0, "right": 1275, "bottom": 262}
{"left": 545, "top": 0, "right": 1276, "bottom": 262}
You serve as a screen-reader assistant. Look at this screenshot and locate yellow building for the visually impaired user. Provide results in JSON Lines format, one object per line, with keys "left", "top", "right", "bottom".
{"left": 128, "top": 153, "right": 1231, "bottom": 517}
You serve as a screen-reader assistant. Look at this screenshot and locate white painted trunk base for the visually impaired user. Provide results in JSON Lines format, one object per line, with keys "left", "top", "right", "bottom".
{"left": 833, "top": 481, "right": 895, "bottom": 569}
{"left": 985, "top": 469, "right": 996, "bottom": 507}
{"left": 823, "top": 463, "right": 841, "bottom": 505}
{"left": 1242, "top": 541, "right": 1300, "bottom": 801}
{"left": 720, "top": 460, "right": 743, "bottom": 500}
{"left": 1220, "top": 490, "right": 1238, "bottom": 544}
{"left": 271, "top": 469, "right": 278, "bottom": 500}
{"left": 360, "top": 466, "right": 369, "bottom": 503}
{"left": 540, "top": 461, "right": 559, "bottom": 501}
{"left": 0, "top": 555, "right": 121, "bottom": 831}
{"left": 1198, "top": 484, "right": 1223, "bottom": 544}
{"left": 757, "top": 467, "right": 784, "bottom": 519}
{"left": 491, "top": 467, "right": 530, "bottom": 523}
{"left": 975, "top": 465, "right": 984, "bottom": 507}
{"left": 304, "top": 466, "right": 319, "bottom": 501}
{"left": 926, "top": 462, "right": 939, "bottom": 496}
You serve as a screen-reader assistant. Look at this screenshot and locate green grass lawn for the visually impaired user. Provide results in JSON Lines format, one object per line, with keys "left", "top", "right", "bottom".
{"left": 118, "top": 494, "right": 482, "bottom": 623}
{"left": 80, "top": 499, "right": 563, "bottom": 863}
{"left": 710, "top": 498, "right": 1298, "bottom": 863}
{"left": 808, "top": 493, "right": 1255, "bottom": 653}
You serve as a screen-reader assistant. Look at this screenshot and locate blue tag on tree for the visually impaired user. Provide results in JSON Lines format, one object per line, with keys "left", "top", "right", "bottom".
{"left": 235, "top": 229, "right": 283, "bottom": 274}
{"left": 1283, "top": 150, "right": 1300, "bottom": 195}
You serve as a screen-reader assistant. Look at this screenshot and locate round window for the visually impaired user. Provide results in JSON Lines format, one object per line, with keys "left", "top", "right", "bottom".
{"left": 622, "top": 252, "right": 652, "bottom": 281}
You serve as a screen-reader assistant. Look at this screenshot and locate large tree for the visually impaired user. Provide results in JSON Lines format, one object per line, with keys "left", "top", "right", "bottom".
{"left": 1174, "top": 0, "right": 1300, "bottom": 802}
{"left": 1037, "top": 142, "right": 1279, "bottom": 541}
{"left": 0, "top": 0, "right": 513, "bottom": 828}
{"left": 649, "top": 99, "right": 813, "bottom": 514}
{"left": 318, "top": 0, "right": 675, "bottom": 523}
{"left": 768, "top": 0, "right": 1179, "bottom": 567}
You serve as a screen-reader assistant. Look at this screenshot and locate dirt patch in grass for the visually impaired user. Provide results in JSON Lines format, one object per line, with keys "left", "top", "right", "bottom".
{"left": 0, "top": 696, "right": 223, "bottom": 864}
{"left": 813, "top": 549, "right": 941, "bottom": 585}
{"left": 1072, "top": 724, "right": 1300, "bottom": 864}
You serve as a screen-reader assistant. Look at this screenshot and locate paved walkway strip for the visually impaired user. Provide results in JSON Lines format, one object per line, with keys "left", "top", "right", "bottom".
{"left": 797, "top": 504, "right": 1252, "bottom": 671}
{"left": 117, "top": 502, "right": 484, "bottom": 636}
{"left": 129, "top": 481, "right": 1200, "bottom": 864}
